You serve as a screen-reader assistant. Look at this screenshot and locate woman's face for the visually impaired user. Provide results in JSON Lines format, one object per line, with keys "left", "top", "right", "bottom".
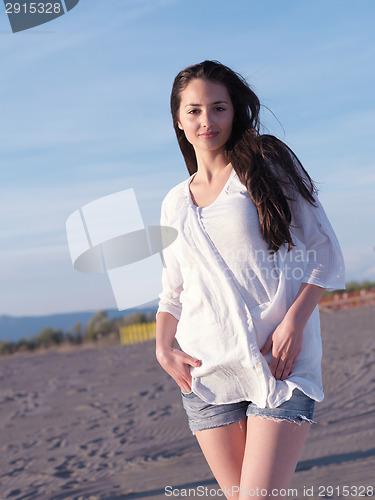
{"left": 177, "top": 78, "right": 234, "bottom": 156}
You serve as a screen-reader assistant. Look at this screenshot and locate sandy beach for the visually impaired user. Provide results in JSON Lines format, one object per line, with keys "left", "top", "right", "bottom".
{"left": 0, "top": 306, "right": 374, "bottom": 500}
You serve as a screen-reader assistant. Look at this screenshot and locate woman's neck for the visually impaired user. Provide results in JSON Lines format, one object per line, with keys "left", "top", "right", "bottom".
{"left": 194, "top": 149, "right": 232, "bottom": 184}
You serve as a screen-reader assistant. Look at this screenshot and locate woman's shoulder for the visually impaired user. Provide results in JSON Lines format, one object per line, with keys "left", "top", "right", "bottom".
{"left": 161, "top": 174, "right": 192, "bottom": 213}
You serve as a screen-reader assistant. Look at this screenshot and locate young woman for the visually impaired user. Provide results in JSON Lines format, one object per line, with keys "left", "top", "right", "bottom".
{"left": 155, "top": 60, "right": 345, "bottom": 499}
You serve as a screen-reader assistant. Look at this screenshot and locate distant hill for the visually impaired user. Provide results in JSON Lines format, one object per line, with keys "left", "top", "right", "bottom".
{"left": 0, "top": 303, "right": 158, "bottom": 342}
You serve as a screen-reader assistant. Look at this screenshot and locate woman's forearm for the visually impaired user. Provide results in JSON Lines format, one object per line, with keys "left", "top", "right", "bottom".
{"left": 155, "top": 311, "right": 179, "bottom": 360}
{"left": 284, "top": 282, "right": 326, "bottom": 329}
{"left": 261, "top": 282, "right": 326, "bottom": 379}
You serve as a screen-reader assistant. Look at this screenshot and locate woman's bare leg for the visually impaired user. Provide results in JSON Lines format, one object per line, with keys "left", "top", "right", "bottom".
{"left": 239, "top": 416, "right": 311, "bottom": 499}
{"left": 194, "top": 419, "right": 247, "bottom": 499}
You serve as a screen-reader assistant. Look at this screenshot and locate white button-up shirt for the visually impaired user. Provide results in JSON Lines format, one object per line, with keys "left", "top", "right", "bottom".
{"left": 156, "top": 166, "right": 345, "bottom": 408}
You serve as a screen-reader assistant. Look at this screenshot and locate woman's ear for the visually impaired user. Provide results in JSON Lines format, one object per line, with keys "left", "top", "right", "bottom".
{"left": 177, "top": 122, "right": 183, "bottom": 130}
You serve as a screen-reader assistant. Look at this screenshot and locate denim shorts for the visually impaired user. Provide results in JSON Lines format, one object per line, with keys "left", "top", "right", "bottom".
{"left": 181, "top": 388, "right": 316, "bottom": 434}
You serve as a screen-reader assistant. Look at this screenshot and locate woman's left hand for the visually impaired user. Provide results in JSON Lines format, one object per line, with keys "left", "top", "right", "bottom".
{"left": 260, "top": 317, "right": 304, "bottom": 380}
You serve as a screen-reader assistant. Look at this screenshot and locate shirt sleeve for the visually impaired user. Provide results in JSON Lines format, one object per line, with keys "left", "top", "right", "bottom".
{"left": 155, "top": 197, "right": 184, "bottom": 321}
{"left": 287, "top": 182, "right": 346, "bottom": 292}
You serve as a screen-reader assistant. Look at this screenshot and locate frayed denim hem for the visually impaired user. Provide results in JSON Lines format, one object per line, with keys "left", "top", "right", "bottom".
{"left": 248, "top": 413, "right": 317, "bottom": 426}
{"left": 190, "top": 417, "right": 247, "bottom": 436}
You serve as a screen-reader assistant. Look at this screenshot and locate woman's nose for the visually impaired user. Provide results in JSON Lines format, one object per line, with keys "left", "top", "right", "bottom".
{"left": 201, "top": 110, "right": 213, "bottom": 128}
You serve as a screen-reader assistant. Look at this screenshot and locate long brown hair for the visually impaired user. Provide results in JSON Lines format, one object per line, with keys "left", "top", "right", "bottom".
{"left": 170, "top": 60, "right": 319, "bottom": 253}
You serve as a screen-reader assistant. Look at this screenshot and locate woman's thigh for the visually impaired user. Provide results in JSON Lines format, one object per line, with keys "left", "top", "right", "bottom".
{"left": 181, "top": 390, "right": 249, "bottom": 497}
{"left": 239, "top": 418, "right": 310, "bottom": 499}
{"left": 239, "top": 389, "right": 314, "bottom": 498}
{"left": 195, "top": 419, "right": 247, "bottom": 498}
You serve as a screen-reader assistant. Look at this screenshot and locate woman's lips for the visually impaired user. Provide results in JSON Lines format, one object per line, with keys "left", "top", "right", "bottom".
{"left": 200, "top": 132, "right": 218, "bottom": 138}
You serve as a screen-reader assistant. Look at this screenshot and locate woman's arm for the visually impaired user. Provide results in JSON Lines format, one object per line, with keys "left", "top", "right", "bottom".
{"left": 285, "top": 282, "right": 326, "bottom": 329}
{"left": 261, "top": 282, "right": 326, "bottom": 380}
{"left": 261, "top": 159, "right": 345, "bottom": 380}
{"left": 156, "top": 312, "right": 201, "bottom": 393}
{"left": 155, "top": 311, "right": 179, "bottom": 355}
{"left": 155, "top": 197, "right": 201, "bottom": 392}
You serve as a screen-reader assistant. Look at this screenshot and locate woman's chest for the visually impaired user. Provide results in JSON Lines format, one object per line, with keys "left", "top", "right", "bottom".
{"left": 177, "top": 192, "right": 266, "bottom": 262}
{"left": 199, "top": 192, "right": 260, "bottom": 234}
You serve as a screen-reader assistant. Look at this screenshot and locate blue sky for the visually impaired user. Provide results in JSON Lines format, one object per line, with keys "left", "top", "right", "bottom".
{"left": 0, "top": 0, "right": 374, "bottom": 317}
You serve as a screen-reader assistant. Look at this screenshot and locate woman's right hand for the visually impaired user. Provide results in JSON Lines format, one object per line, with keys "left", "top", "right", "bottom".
{"left": 156, "top": 346, "right": 201, "bottom": 393}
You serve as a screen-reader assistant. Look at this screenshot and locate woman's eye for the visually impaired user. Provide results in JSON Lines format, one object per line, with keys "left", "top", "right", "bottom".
{"left": 215, "top": 106, "right": 225, "bottom": 112}
{"left": 188, "top": 109, "right": 199, "bottom": 114}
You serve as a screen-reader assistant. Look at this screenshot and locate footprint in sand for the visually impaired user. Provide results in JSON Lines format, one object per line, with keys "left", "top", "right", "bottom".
{"left": 148, "top": 405, "right": 172, "bottom": 421}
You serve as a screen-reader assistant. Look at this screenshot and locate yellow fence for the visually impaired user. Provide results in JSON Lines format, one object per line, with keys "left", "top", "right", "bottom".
{"left": 119, "top": 322, "right": 156, "bottom": 345}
